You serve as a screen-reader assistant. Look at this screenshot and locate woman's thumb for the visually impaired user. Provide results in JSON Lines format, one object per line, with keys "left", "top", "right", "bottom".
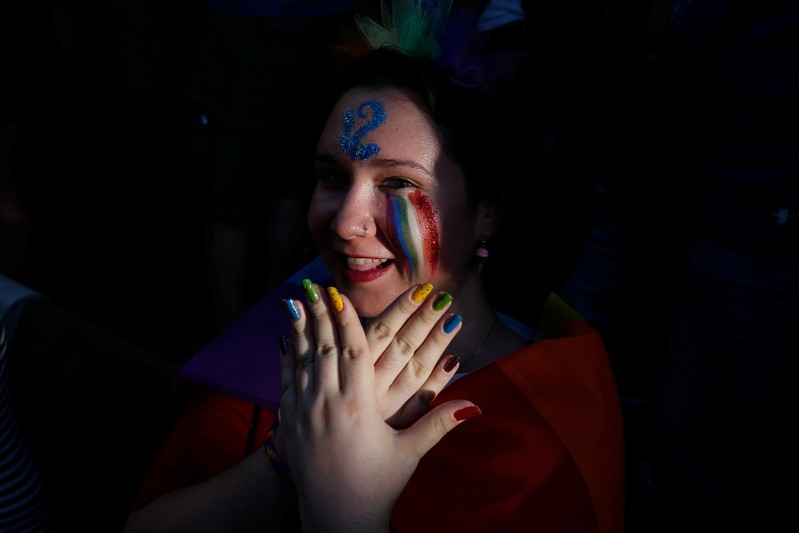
{"left": 402, "top": 400, "right": 481, "bottom": 457}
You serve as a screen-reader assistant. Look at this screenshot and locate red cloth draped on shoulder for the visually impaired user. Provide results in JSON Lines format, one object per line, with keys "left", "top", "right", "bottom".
{"left": 392, "top": 292, "right": 625, "bottom": 532}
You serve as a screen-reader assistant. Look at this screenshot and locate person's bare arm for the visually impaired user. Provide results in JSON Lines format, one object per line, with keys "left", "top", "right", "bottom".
{"left": 124, "top": 448, "right": 299, "bottom": 532}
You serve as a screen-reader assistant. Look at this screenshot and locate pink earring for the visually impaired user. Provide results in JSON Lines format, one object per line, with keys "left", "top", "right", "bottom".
{"left": 475, "top": 234, "right": 489, "bottom": 273}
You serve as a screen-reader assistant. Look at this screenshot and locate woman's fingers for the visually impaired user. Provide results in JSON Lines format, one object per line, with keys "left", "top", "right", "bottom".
{"left": 327, "top": 288, "right": 375, "bottom": 398}
{"left": 388, "top": 310, "right": 461, "bottom": 388}
{"left": 282, "top": 297, "right": 314, "bottom": 398}
{"left": 300, "top": 280, "right": 343, "bottom": 398}
{"left": 370, "top": 284, "right": 456, "bottom": 388}
{"left": 278, "top": 333, "right": 295, "bottom": 413}
{"left": 297, "top": 280, "right": 373, "bottom": 399}
{"left": 386, "top": 353, "right": 461, "bottom": 429}
{"left": 378, "top": 310, "right": 462, "bottom": 420}
{"left": 364, "top": 283, "right": 435, "bottom": 363}
{"left": 370, "top": 288, "right": 462, "bottom": 421}
{"left": 283, "top": 279, "right": 465, "bottom": 430}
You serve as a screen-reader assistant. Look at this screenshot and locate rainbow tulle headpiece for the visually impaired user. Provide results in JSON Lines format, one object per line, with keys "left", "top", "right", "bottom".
{"left": 354, "top": 0, "right": 453, "bottom": 60}
{"left": 350, "top": 0, "right": 526, "bottom": 95}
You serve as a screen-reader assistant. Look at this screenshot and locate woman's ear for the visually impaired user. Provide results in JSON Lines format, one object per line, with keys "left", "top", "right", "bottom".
{"left": 475, "top": 192, "right": 506, "bottom": 240}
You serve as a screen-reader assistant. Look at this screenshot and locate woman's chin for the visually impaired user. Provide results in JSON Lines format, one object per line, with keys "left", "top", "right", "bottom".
{"left": 345, "top": 289, "right": 403, "bottom": 318}
{"left": 347, "top": 295, "right": 388, "bottom": 318}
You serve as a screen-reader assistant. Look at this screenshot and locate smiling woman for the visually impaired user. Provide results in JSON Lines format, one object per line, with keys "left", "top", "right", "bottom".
{"left": 124, "top": 3, "right": 625, "bottom": 532}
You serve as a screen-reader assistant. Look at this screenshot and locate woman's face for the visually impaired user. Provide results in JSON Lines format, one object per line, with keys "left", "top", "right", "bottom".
{"left": 308, "top": 87, "right": 479, "bottom": 317}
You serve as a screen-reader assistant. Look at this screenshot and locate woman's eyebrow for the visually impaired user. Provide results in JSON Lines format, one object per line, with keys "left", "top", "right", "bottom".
{"left": 316, "top": 152, "right": 432, "bottom": 177}
{"left": 373, "top": 157, "right": 433, "bottom": 177}
{"left": 314, "top": 153, "right": 340, "bottom": 166}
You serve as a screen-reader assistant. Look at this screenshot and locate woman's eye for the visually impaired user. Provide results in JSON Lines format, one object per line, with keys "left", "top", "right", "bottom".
{"left": 317, "top": 170, "right": 348, "bottom": 188}
{"left": 381, "top": 177, "right": 415, "bottom": 190}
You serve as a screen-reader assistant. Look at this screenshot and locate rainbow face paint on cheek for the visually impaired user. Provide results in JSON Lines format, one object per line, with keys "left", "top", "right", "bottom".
{"left": 408, "top": 189, "right": 439, "bottom": 275}
{"left": 386, "top": 190, "right": 439, "bottom": 281}
{"left": 340, "top": 101, "right": 386, "bottom": 160}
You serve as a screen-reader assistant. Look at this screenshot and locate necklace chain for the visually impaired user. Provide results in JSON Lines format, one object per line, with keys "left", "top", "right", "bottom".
{"left": 469, "top": 312, "right": 498, "bottom": 360}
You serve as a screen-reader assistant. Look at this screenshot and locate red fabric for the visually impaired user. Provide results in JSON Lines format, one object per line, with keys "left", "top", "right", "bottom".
{"left": 499, "top": 319, "right": 626, "bottom": 533}
{"left": 392, "top": 319, "right": 625, "bottom": 533}
{"left": 129, "top": 387, "right": 276, "bottom": 511}
{"left": 131, "top": 313, "right": 624, "bottom": 532}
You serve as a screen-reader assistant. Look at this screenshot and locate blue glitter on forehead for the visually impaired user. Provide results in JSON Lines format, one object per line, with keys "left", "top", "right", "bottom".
{"left": 340, "top": 101, "right": 387, "bottom": 160}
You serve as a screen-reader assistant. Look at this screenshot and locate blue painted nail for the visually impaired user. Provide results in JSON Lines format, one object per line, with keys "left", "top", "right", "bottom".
{"left": 283, "top": 298, "right": 301, "bottom": 321}
{"left": 443, "top": 313, "right": 463, "bottom": 334}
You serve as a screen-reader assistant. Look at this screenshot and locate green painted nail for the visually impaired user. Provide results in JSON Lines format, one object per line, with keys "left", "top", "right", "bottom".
{"left": 432, "top": 292, "right": 453, "bottom": 311}
{"left": 301, "top": 279, "right": 318, "bottom": 303}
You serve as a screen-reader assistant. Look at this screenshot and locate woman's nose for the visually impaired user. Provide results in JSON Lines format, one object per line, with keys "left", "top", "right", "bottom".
{"left": 331, "top": 187, "right": 378, "bottom": 239}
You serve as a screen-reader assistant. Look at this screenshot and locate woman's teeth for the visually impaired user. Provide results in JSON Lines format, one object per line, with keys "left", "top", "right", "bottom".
{"left": 347, "top": 258, "right": 389, "bottom": 269}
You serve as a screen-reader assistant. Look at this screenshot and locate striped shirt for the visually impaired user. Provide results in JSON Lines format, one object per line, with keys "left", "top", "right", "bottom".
{"left": 0, "top": 322, "right": 53, "bottom": 532}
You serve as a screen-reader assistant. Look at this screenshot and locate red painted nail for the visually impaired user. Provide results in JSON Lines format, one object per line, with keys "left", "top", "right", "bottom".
{"left": 454, "top": 405, "right": 482, "bottom": 421}
{"left": 443, "top": 354, "right": 460, "bottom": 373}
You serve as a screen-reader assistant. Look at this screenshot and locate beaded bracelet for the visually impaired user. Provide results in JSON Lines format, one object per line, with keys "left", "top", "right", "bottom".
{"left": 264, "top": 422, "right": 292, "bottom": 481}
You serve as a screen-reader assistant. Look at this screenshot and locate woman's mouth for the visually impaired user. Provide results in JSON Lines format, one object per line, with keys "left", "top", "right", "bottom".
{"left": 342, "top": 257, "right": 393, "bottom": 283}
{"left": 346, "top": 257, "right": 391, "bottom": 270}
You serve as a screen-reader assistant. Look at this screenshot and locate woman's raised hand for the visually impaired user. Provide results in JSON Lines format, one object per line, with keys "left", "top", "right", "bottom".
{"left": 276, "top": 281, "right": 480, "bottom": 532}
{"left": 363, "top": 282, "right": 466, "bottom": 427}
{"left": 290, "top": 280, "right": 465, "bottom": 426}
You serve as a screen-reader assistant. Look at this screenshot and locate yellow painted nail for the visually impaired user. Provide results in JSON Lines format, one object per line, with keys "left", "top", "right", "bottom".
{"left": 411, "top": 283, "right": 434, "bottom": 303}
{"left": 327, "top": 287, "right": 344, "bottom": 312}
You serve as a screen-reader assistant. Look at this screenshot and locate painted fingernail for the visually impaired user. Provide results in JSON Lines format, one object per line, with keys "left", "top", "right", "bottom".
{"left": 443, "top": 354, "right": 460, "bottom": 372}
{"left": 432, "top": 292, "right": 452, "bottom": 311}
{"left": 327, "top": 287, "right": 344, "bottom": 312}
{"left": 454, "top": 405, "right": 482, "bottom": 421}
{"left": 443, "top": 313, "right": 462, "bottom": 334}
{"left": 283, "top": 298, "right": 300, "bottom": 321}
{"left": 411, "top": 283, "right": 434, "bottom": 303}
{"left": 278, "top": 335, "right": 289, "bottom": 355}
{"left": 301, "top": 279, "right": 318, "bottom": 303}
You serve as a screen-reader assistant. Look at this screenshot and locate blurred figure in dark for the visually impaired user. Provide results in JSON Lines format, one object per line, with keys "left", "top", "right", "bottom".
{"left": 560, "top": 0, "right": 799, "bottom": 530}
{"left": 184, "top": 0, "right": 360, "bottom": 335}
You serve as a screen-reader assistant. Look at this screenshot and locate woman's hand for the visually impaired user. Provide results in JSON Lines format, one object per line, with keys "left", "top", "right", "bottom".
{"left": 289, "top": 281, "right": 465, "bottom": 427}
{"left": 276, "top": 281, "right": 480, "bottom": 532}
{"left": 363, "top": 282, "right": 465, "bottom": 427}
